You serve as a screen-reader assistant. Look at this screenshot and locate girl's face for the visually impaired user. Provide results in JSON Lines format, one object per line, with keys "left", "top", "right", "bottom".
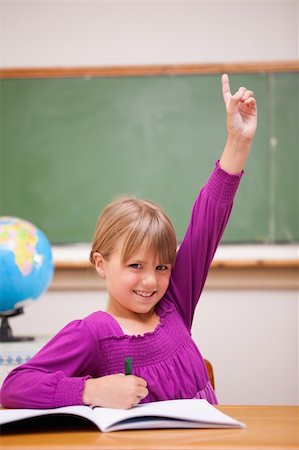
{"left": 94, "top": 242, "right": 172, "bottom": 318}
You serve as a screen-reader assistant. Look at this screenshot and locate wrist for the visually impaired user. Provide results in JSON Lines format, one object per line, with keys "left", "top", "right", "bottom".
{"left": 225, "top": 134, "right": 253, "bottom": 152}
{"left": 219, "top": 137, "right": 252, "bottom": 174}
{"left": 82, "top": 378, "right": 96, "bottom": 406}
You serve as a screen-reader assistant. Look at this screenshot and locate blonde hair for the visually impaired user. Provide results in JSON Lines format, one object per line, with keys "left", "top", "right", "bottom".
{"left": 90, "top": 197, "right": 177, "bottom": 266}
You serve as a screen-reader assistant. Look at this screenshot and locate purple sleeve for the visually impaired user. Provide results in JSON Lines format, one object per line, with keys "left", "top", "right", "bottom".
{"left": 165, "top": 161, "right": 243, "bottom": 329}
{"left": 0, "top": 320, "right": 99, "bottom": 409}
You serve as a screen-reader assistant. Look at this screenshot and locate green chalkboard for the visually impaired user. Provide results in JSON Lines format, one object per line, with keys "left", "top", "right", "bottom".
{"left": 0, "top": 72, "right": 298, "bottom": 243}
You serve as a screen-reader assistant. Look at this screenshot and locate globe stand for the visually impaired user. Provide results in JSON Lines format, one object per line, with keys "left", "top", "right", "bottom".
{"left": 0, "top": 308, "right": 34, "bottom": 342}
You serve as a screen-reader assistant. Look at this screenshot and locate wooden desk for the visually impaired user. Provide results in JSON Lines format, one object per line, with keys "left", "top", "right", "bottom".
{"left": 0, "top": 406, "right": 298, "bottom": 450}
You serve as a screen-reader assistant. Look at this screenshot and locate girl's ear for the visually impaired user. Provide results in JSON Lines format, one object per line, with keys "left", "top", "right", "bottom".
{"left": 93, "top": 252, "right": 106, "bottom": 278}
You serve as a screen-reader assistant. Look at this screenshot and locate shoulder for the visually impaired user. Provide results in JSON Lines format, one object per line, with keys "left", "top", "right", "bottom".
{"left": 81, "top": 310, "right": 122, "bottom": 340}
{"left": 53, "top": 311, "right": 121, "bottom": 344}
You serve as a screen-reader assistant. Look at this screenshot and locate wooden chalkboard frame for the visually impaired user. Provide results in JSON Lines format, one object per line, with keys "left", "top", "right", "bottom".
{"left": 1, "top": 61, "right": 298, "bottom": 79}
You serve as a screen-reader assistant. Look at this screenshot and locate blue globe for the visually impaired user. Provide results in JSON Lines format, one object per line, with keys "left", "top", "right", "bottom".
{"left": 0, "top": 217, "right": 54, "bottom": 312}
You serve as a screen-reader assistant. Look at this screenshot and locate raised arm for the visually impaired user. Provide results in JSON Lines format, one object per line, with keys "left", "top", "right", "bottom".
{"left": 165, "top": 75, "right": 257, "bottom": 328}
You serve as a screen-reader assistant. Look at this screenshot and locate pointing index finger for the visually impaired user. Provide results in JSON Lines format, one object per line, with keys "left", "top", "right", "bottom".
{"left": 221, "top": 73, "right": 231, "bottom": 110}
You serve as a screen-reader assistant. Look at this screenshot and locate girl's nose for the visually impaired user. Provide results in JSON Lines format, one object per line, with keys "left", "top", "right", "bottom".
{"left": 142, "top": 272, "right": 157, "bottom": 288}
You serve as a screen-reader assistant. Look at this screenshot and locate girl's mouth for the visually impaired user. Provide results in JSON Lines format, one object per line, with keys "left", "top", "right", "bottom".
{"left": 133, "top": 290, "right": 156, "bottom": 298}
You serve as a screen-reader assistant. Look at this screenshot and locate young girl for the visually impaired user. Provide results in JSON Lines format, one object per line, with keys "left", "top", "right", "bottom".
{"left": 0, "top": 74, "right": 257, "bottom": 409}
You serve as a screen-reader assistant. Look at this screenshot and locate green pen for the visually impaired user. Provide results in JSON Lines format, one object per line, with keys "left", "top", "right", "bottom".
{"left": 124, "top": 357, "right": 132, "bottom": 375}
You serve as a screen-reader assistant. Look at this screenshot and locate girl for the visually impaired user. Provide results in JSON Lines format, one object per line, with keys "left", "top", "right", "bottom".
{"left": 0, "top": 74, "right": 257, "bottom": 409}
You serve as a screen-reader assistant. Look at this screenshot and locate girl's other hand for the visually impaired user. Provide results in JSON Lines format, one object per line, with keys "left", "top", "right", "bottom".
{"left": 82, "top": 374, "right": 149, "bottom": 409}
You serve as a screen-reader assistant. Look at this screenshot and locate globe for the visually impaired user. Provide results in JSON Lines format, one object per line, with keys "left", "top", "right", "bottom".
{"left": 0, "top": 216, "right": 54, "bottom": 340}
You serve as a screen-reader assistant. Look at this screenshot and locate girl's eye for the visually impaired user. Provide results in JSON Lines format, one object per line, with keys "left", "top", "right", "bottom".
{"left": 156, "top": 265, "right": 169, "bottom": 271}
{"left": 129, "top": 263, "right": 142, "bottom": 269}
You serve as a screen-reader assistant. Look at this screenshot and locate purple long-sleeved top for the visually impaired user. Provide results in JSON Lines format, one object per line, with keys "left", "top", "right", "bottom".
{"left": 0, "top": 162, "right": 242, "bottom": 408}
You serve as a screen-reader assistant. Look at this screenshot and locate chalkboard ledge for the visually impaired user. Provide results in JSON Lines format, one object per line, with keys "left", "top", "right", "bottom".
{"left": 50, "top": 244, "right": 299, "bottom": 291}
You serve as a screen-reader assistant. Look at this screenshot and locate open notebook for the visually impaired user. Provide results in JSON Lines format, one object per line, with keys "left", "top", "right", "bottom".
{"left": 0, "top": 399, "right": 245, "bottom": 433}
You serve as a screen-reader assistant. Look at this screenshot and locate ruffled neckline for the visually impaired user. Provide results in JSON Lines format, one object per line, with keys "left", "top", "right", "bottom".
{"left": 102, "top": 298, "right": 174, "bottom": 340}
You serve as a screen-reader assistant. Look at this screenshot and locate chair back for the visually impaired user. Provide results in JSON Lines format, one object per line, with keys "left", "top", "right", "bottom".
{"left": 204, "top": 359, "right": 215, "bottom": 390}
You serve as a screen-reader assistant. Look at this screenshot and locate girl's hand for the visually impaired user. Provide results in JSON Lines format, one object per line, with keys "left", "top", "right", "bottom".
{"left": 219, "top": 74, "right": 257, "bottom": 173}
{"left": 222, "top": 74, "right": 257, "bottom": 142}
{"left": 82, "top": 374, "right": 149, "bottom": 409}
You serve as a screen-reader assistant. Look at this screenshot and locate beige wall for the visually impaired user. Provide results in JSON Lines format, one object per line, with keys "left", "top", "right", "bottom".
{"left": 0, "top": 1, "right": 297, "bottom": 68}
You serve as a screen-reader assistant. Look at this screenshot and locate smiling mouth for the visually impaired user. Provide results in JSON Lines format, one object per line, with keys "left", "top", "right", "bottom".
{"left": 133, "top": 290, "right": 157, "bottom": 298}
